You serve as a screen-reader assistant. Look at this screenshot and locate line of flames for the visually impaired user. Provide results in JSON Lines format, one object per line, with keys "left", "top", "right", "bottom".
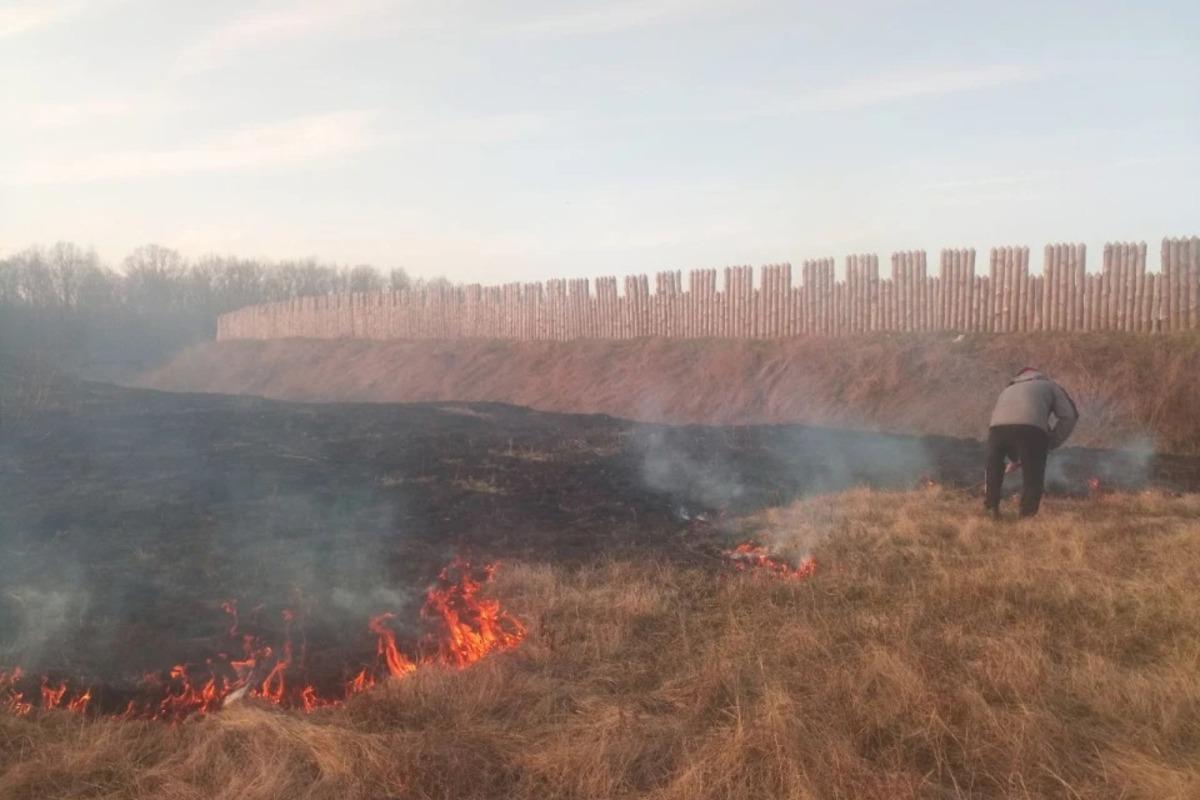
{"left": 722, "top": 542, "right": 816, "bottom": 580}
{"left": 0, "top": 558, "right": 523, "bottom": 722}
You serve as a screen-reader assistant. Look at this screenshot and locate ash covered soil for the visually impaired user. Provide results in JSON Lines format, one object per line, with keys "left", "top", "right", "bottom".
{"left": 2, "top": 382, "right": 1198, "bottom": 703}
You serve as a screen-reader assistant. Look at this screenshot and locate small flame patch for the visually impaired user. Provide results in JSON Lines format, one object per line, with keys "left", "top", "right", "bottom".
{"left": 723, "top": 542, "right": 816, "bottom": 580}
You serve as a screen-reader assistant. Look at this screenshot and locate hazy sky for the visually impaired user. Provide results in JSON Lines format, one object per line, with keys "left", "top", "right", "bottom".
{"left": 2, "top": 0, "right": 1197, "bottom": 283}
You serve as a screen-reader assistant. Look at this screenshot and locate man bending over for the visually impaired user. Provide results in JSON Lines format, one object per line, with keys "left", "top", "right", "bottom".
{"left": 985, "top": 367, "right": 1079, "bottom": 519}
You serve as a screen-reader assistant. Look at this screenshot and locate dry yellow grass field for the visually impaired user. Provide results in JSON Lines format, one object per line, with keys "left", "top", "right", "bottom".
{"left": 3, "top": 489, "right": 1199, "bottom": 800}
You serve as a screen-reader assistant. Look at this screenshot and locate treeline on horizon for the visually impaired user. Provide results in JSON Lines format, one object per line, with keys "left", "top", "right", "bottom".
{"left": 0, "top": 241, "right": 447, "bottom": 380}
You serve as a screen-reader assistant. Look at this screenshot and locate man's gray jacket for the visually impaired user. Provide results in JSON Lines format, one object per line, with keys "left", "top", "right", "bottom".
{"left": 989, "top": 370, "right": 1079, "bottom": 450}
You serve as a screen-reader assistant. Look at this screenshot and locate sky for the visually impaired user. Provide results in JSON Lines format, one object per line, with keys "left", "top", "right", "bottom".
{"left": 1, "top": 0, "right": 1197, "bottom": 283}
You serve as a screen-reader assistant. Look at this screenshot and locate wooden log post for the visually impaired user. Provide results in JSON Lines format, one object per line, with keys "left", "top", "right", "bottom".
{"left": 799, "top": 263, "right": 809, "bottom": 334}
{"left": 1081, "top": 274, "right": 1091, "bottom": 331}
{"left": 996, "top": 249, "right": 1007, "bottom": 332}
{"left": 1181, "top": 238, "right": 1191, "bottom": 329}
{"left": 914, "top": 252, "right": 923, "bottom": 331}
{"left": 1046, "top": 247, "right": 1057, "bottom": 332}
{"left": 1121, "top": 243, "right": 1133, "bottom": 332}
{"left": 965, "top": 272, "right": 974, "bottom": 330}
{"left": 707, "top": 268, "right": 716, "bottom": 338}
{"left": 1046, "top": 244, "right": 1058, "bottom": 331}
{"left": 781, "top": 263, "right": 791, "bottom": 337}
{"left": 765, "top": 265, "right": 774, "bottom": 338}
{"left": 1057, "top": 244, "right": 1069, "bottom": 331}
{"left": 736, "top": 266, "right": 745, "bottom": 338}
{"left": 1175, "top": 237, "right": 1186, "bottom": 331}
{"left": 1011, "top": 247, "right": 1022, "bottom": 332}
{"left": 1185, "top": 236, "right": 1195, "bottom": 331}
{"left": 859, "top": 256, "right": 868, "bottom": 332}
{"left": 1133, "top": 246, "right": 1146, "bottom": 332}
{"left": 964, "top": 249, "right": 976, "bottom": 331}
{"left": 1064, "top": 245, "right": 1075, "bottom": 330}
{"left": 772, "top": 264, "right": 782, "bottom": 337}
{"left": 828, "top": 260, "right": 836, "bottom": 335}
{"left": 1150, "top": 271, "right": 1161, "bottom": 333}
{"left": 989, "top": 249, "right": 1000, "bottom": 332}
{"left": 831, "top": 276, "right": 839, "bottom": 335}
{"left": 933, "top": 269, "right": 942, "bottom": 332}
{"left": 844, "top": 261, "right": 854, "bottom": 333}
{"left": 732, "top": 267, "right": 742, "bottom": 338}
{"left": 1060, "top": 245, "right": 1070, "bottom": 331}
{"left": 1162, "top": 239, "right": 1174, "bottom": 332}
{"left": 963, "top": 249, "right": 973, "bottom": 330}
{"left": 957, "top": 249, "right": 967, "bottom": 330}
{"left": 816, "top": 262, "right": 825, "bottom": 335}
{"left": 975, "top": 275, "right": 985, "bottom": 333}
{"left": 1018, "top": 250, "right": 1029, "bottom": 331}
{"left": 767, "top": 265, "right": 776, "bottom": 338}
{"left": 1114, "top": 243, "right": 1126, "bottom": 332}
{"left": 1054, "top": 245, "right": 1066, "bottom": 332}
{"left": 1099, "top": 248, "right": 1111, "bottom": 331}
{"left": 956, "top": 272, "right": 964, "bottom": 331}
{"left": 947, "top": 250, "right": 958, "bottom": 330}
{"left": 906, "top": 252, "right": 915, "bottom": 332}
{"left": 781, "top": 264, "right": 793, "bottom": 337}
{"left": 865, "top": 256, "right": 876, "bottom": 332}
{"left": 813, "top": 262, "right": 822, "bottom": 335}
{"left": 813, "top": 261, "right": 822, "bottom": 335}
{"left": 1080, "top": 244, "right": 1089, "bottom": 331}
{"left": 1111, "top": 247, "right": 1122, "bottom": 332}
{"left": 1110, "top": 246, "right": 1121, "bottom": 332}
{"left": 753, "top": 266, "right": 762, "bottom": 338}
{"left": 720, "top": 268, "right": 730, "bottom": 338}
{"left": 1142, "top": 251, "right": 1153, "bottom": 333}
{"left": 900, "top": 253, "right": 910, "bottom": 332}
{"left": 731, "top": 267, "right": 740, "bottom": 338}
{"left": 915, "top": 251, "right": 926, "bottom": 331}
{"left": 863, "top": 261, "right": 872, "bottom": 332}
{"left": 764, "top": 265, "right": 773, "bottom": 338}
{"left": 938, "top": 251, "right": 948, "bottom": 330}
{"left": 1122, "top": 247, "right": 1135, "bottom": 333}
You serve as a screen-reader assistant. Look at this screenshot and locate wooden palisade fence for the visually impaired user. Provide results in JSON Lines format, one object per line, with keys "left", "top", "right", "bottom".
{"left": 218, "top": 237, "right": 1200, "bottom": 341}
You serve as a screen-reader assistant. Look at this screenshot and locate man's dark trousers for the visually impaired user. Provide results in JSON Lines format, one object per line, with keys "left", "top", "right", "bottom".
{"left": 985, "top": 424, "right": 1050, "bottom": 517}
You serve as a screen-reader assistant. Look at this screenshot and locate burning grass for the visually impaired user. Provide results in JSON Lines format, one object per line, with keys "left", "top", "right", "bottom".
{"left": 4, "top": 489, "right": 1200, "bottom": 799}
{"left": 1, "top": 559, "right": 524, "bottom": 721}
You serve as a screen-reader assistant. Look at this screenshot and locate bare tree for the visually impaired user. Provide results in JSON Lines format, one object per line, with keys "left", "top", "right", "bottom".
{"left": 47, "top": 242, "right": 99, "bottom": 308}
{"left": 123, "top": 244, "right": 186, "bottom": 311}
{"left": 348, "top": 264, "right": 384, "bottom": 293}
{"left": 389, "top": 267, "right": 411, "bottom": 292}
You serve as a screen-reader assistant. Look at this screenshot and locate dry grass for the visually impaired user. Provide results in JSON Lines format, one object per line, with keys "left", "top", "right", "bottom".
{"left": 4, "top": 489, "right": 1200, "bottom": 799}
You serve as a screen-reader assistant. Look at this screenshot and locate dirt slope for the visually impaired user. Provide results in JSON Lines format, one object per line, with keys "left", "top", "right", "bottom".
{"left": 141, "top": 333, "right": 1200, "bottom": 453}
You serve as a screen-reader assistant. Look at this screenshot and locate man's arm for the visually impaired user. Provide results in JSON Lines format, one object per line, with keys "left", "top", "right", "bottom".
{"left": 1048, "top": 382, "right": 1079, "bottom": 450}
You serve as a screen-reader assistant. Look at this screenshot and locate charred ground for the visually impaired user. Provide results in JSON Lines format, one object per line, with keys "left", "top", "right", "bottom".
{"left": 1, "top": 379, "right": 1198, "bottom": 709}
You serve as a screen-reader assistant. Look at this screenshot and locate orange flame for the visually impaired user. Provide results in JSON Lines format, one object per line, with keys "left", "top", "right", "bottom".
{"left": 420, "top": 560, "right": 526, "bottom": 668}
{"left": 723, "top": 542, "right": 816, "bottom": 580}
{"left": 2, "top": 669, "right": 32, "bottom": 716}
{"left": 1, "top": 557, "right": 523, "bottom": 721}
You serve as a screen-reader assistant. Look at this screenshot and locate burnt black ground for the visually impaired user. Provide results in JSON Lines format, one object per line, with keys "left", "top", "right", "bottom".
{"left": 2, "top": 381, "right": 1197, "bottom": 703}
